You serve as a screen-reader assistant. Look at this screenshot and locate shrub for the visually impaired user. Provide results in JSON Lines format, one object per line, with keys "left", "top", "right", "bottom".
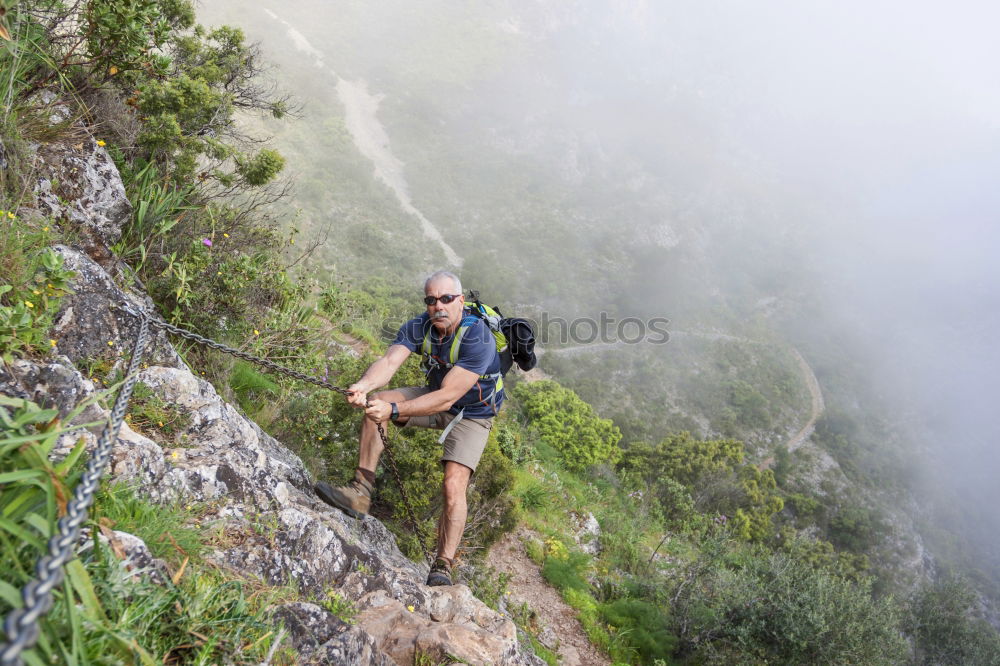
{"left": 620, "top": 432, "right": 783, "bottom": 541}
{"left": 513, "top": 380, "right": 622, "bottom": 472}
{"left": 0, "top": 225, "right": 74, "bottom": 360}
{"left": 909, "top": 575, "right": 1000, "bottom": 666}
{"left": 598, "top": 598, "right": 676, "bottom": 663}
{"left": 541, "top": 549, "right": 591, "bottom": 594}
{"left": 671, "top": 545, "right": 907, "bottom": 664}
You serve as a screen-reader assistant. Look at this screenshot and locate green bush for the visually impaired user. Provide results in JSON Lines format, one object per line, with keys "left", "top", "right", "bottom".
{"left": 541, "top": 549, "right": 591, "bottom": 594}
{"left": 671, "top": 545, "right": 907, "bottom": 664}
{"left": 0, "top": 224, "right": 74, "bottom": 360}
{"left": 620, "top": 433, "right": 782, "bottom": 541}
{"left": 909, "top": 575, "right": 1000, "bottom": 666}
{"left": 598, "top": 598, "right": 676, "bottom": 663}
{"left": 513, "top": 380, "right": 622, "bottom": 472}
{"left": 829, "top": 504, "right": 882, "bottom": 553}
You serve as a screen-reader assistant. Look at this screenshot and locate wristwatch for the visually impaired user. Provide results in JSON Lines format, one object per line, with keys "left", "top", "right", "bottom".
{"left": 390, "top": 402, "right": 399, "bottom": 421}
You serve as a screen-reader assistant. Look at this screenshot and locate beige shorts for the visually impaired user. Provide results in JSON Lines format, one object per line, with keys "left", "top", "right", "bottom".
{"left": 392, "top": 386, "right": 494, "bottom": 472}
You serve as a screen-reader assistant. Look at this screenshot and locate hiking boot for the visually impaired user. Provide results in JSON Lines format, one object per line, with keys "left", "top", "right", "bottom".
{"left": 426, "top": 558, "right": 453, "bottom": 586}
{"left": 314, "top": 472, "right": 373, "bottom": 519}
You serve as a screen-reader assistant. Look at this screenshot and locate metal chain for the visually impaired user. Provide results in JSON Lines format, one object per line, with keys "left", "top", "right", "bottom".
{"left": 1, "top": 314, "right": 151, "bottom": 666}
{"left": 119, "top": 305, "right": 435, "bottom": 561}
{"left": 374, "top": 420, "right": 434, "bottom": 565}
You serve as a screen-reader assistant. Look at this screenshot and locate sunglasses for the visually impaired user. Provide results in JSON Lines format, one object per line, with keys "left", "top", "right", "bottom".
{"left": 424, "top": 294, "right": 462, "bottom": 306}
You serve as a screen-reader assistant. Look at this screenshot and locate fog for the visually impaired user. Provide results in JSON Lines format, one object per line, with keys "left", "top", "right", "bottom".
{"left": 196, "top": 0, "right": 1000, "bottom": 576}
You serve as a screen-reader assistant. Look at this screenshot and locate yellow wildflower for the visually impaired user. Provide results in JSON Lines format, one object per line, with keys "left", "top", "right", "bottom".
{"left": 7, "top": 211, "right": 14, "bottom": 219}
{"left": 24, "top": 301, "right": 34, "bottom": 308}
{"left": 32, "top": 290, "right": 40, "bottom": 295}
{"left": 407, "top": 605, "right": 415, "bottom": 612}
{"left": 49, "top": 339, "right": 57, "bottom": 347}
{"left": 253, "top": 329, "right": 260, "bottom": 336}
{"left": 96, "top": 139, "right": 106, "bottom": 147}
{"left": 223, "top": 233, "right": 229, "bottom": 238}
{"left": 42, "top": 226, "right": 49, "bottom": 232}
{"left": 107, "top": 340, "right": 114, "bottom": 346}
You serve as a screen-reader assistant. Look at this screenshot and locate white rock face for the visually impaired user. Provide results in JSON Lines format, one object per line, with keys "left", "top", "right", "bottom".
{"left": 30, "top": 92, "right": 132, "bottom": 248}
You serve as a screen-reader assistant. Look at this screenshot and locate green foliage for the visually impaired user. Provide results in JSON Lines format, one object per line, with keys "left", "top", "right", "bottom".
{"left": 784, "top": 492, "right": 820, "bottom": 520}
{"left": 131, "top": 22, "right": 286, "bottom": 185}
{"left": 496, "top": 421, "right": 532, "bottom": 465}
{"left": 0, "top": 223, "right": 74, "bottom": 360}
{"left": 670, "top": 544, "right": 907, "bottom": 664}
{"left": 598, "top": 598, "right": 675, "bottom": 663}
{"left": 513, "top": 380, "right": 622, "bottom": 472}
{"left": 237, "top": 148, "right": 286, "bottom": 186}
{"left": 464, "top": 564, "right": 510, "bottom": 610}
{"left": 541, "top": 549, "right": 591, "bottom": 594}
{"left": 82, "top": 0, "right": 192, "bottom": 81}
{"left": 525, "top": 537, "right": 545, "bottom": 565}
{"left": 93, "top": 483, "right": 203, "bottom": 565}
{"left": 319, "top": 589, "right": 357, "bottom": 623}
{"left": 229, "top": 360, "right": 282, "bottom": 417}
{"left": 112, "top": 159, "right": 196, "bottom": 274}
{"left": 620, "top": 432, "right": 783, "bottom": 541}
{"left": 0, "top": 394, "right": 281, "bottom": 664}
{"left": 829, "top": 503, "right": 882, "bottom": 553}
{"left": 726, "top": 378, "right": 772, "bottom": 430}
{"left": 775, "top": 528, "right": 871, "bottom": 582}
{"left": 908, "top": 575, "right": 1000, "bottom": 666}
{"left": 126, "top": 381, "right": 192, "bottom": 443}
{"left": 514, "top": 475, "right": 554, "bottom": 512}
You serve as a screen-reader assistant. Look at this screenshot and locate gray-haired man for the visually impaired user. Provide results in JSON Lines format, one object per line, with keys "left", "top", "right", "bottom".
{"left": 315, "top": 270, "right": 504, "bottom": 586}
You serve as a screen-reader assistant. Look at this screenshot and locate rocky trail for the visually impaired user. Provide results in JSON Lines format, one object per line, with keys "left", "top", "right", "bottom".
{"left": 489, "top": 529, "right": 610, "bottom": 666}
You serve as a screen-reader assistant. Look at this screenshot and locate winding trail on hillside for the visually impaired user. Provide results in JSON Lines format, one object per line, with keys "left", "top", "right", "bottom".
{"left": 263, "top": 7, "right": 463, "bottom": 267}
{"left": 783, "top": 347, "right": 825, "bottom": 453}
{"left": 545, "top": 332, "right": 825, "bottom": 455}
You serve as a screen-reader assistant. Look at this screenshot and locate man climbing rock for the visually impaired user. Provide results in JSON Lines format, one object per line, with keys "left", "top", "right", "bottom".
{"left": 314, "top": 270, "right": 504, "bottom": 586}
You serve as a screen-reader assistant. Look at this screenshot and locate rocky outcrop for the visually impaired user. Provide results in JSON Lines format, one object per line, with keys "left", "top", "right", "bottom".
{"left": 29, "top": 91, "right": 131, "bottom": 256}
{"left": 4, "top": 348, "right": 541, "bottom": 663}
{"left": 50, "top": 245, "right": 181, "bottom": 368}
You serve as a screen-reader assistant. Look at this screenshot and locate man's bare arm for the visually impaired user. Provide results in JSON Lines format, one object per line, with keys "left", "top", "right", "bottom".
{"left": 397, "top": 366, "right": 479, "bottom": 417}
{"left": 364, "top": 366, "right": 479, "bottom": 421}
{"left": 347, "top": 344, "right": 411, "bottom": 407}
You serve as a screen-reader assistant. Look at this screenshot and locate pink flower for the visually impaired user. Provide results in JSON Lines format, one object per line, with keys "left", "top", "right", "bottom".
{"left": 202, "top": 238, "right": 213, "bottom": 247}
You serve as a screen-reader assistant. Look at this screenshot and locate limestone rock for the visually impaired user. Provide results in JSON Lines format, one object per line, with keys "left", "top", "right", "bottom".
{"left": 574, "top": 511, "right": 601, "bottom": 556}
{"left": 272, "top": 603, "right": 395, "bottom": 665}
{"left": 95, "top": 529, "right": 169, "bottom": 585}
{"left": 29, "top": 92, "right": 131, "bottom": 251}
{"left": 51, "top": 245, "right": 181, "bottom": 368}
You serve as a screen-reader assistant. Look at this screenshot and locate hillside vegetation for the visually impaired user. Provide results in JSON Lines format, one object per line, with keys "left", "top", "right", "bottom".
{"left": 2, "top": 1, "right": 1000, "bottom": 664}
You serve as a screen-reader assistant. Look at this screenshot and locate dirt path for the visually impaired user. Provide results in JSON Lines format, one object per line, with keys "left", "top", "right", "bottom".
{"left": 784, "top": 347, "right": 825, "bottom": 454}
{"left": 489, "top": 529, "right": 609, "bottom": 666}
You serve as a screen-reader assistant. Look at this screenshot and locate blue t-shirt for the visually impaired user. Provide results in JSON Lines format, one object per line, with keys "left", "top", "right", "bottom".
{"left": 392, "top": 311, "right": 504, "bottom": 418}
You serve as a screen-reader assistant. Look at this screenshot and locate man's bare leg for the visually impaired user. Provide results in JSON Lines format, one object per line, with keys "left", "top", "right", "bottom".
{"left": 315, "top": 389, "right": 408, "bottom": 518}
{"left": 357, "top": 389, "right": 409, "bottom": 472}
{"left": 437, "top": 461, "right": 472, "bottom": 561}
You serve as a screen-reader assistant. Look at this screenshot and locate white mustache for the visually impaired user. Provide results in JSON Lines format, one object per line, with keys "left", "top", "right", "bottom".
{"left": 433, "top": 311, "right": 448, "bottom": 319}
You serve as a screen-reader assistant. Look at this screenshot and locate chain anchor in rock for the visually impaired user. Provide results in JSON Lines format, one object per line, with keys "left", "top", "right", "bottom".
{"left": 0, "top": 313, "right": 151, "bottom": 666}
